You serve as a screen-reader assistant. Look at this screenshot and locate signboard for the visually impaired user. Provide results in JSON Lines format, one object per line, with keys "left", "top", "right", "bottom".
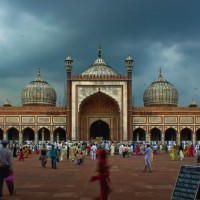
{"left": 171, "top": 165, "right": 200, "bottom": 200}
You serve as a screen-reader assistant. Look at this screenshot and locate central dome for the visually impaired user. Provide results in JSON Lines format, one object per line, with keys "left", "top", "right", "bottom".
{"left": 21, "top": 68, "right": 57, "bottom": 106}
{"left": 81, "top": 48, "right": 118, "bottom": 76}
{"left": 143, "top": 69, "right": 179, "bottom": 107}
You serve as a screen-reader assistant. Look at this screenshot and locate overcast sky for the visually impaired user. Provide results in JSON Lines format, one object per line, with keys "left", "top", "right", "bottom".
{"left": 0, "top": 0, "right": 200, "bottom": 107}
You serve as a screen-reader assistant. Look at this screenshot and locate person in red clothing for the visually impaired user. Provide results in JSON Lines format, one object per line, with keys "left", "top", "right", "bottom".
{"left": 90, "top": 148, "right": 111, "bottom": 200}
{"left": 189, "top": 145, "right": 194, "bottom": 157}
{"left": 18, "top": 149, "right": 24, "bottom": 161}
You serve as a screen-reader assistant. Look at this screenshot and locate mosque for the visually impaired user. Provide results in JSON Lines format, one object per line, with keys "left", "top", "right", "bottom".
{"left": 0, "top": 48, "right": 200, "bottom": 146}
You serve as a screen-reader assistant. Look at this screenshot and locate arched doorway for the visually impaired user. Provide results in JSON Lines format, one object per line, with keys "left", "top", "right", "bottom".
{"left": 7, "top": 127, "right": 19, "bottom": 142}
{"left": 165, "top": 128, "right": 177, "bottom": 146}
{"left": 79, "top": 91, "right": 120, "bottom": 141}
{"left": 133, "top": 128, "right": 146, "bottom": 142}
{"left": 38, "top": 128, "right": 50, "bottom": 143}
{"left": 150, "top": 128, "right": 161, "bottom": 144}
{"left": 180, "top": 128, "right": 192, "bottom": 146}
{"left": 90, "top": 120, "right": 110, "bottom": 140}
{"left": 53, "top": 127, "right": 66, "bottom": 142}
{"left": 22, "top": 127, "right": 35, "bottom": 143}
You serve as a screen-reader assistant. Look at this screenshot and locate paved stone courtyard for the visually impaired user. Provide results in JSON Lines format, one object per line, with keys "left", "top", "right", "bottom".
{"left": 1, "top": 152, "right": 197, "bottom": 200}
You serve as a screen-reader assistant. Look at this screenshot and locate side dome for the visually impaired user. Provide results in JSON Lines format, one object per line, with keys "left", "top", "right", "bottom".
{"left": 143, "top": 69, "right": 178, "bottom": 107}
{"left": 81, "top": 48, "right": 118, "bottom": 76}
{"left": 21, "top": 68, "right": 57, "bottom": 106}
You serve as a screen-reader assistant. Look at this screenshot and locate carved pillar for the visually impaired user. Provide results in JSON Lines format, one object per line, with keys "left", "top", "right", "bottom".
{"left": 50, "top": 132, "right": 54, "bottom": 143}
{"left": 34, "top": 132, "right": 38, "bottom": 144}
{"left": 177, "top": 133, "right": 180, "bottom": 146}
{"left": 192, "top": 132, "right": 196, "bottom": 145}
{"left": 161, "top": 132, "right": 165, "bottom": 144}
{"left": 19, "top": 132, "right": 23, "bottom": 145}
{"left": 41, "top": 128, "right": 45, "bottom": 144}
{"left": 57, "top": 132, "right": 59, "bottom": 143}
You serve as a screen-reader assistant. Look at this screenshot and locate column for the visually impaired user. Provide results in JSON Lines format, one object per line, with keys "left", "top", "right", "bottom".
{"left": 34, "top": 132, "right": 38, "bottom": 144}
{"left": 57, "top": 133, "right": 59, "bottom": 143}
{"left": 3, "top": 132, "right": 7, "bottom": 140}
{"left": 19, "top": 133, "right": 23, "bottom": 145}
{"left": 177, "top": 133, "right": 180, "bottom": 146}
{"left": 192, "top": 132, "right": 196, "bottom": 145}
{"left": 41, "top": 129, "right": 45, "bottom": 144}
{"left": 50, "top": 133, "right": 54, "bottom": 143}
{"left": 161, "top": 132, "right": 165, "bottom": 144}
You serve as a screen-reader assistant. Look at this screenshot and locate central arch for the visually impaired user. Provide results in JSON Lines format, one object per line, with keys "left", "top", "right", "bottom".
{"left": 90, "top": 120, "right": 110, "bottom": 140}
{"left": 79, "top": 91, "right": 120, "bottom": 141}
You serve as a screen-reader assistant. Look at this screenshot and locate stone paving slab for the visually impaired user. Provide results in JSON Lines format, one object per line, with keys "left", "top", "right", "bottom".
{"left": 1, "top": 153, "right": 197, "bottom": 200}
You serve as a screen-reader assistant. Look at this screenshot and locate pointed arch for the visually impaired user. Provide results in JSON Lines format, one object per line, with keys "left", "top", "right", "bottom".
{"left": 165, "top": 128, "right": 177, "bottom": 141}
{"left": 7, "top": 127, "right": 19, "bottom": 142}
{"left": 133, "top": 128, "right": 146, "bottom": 141}
{"left": 53, "top": 127, "right": 66, "bottom": 142}
{"left": 150, "top": 128, "right": 161, "bottom": 142}
{"left": 22, "top": 127, "right": 35, "bottom": 142}
{"left": 38, "top": 127, "right": 50, "bottom": 143}
{"left": 90, "top": 120, "right": 110, "bottom": 140}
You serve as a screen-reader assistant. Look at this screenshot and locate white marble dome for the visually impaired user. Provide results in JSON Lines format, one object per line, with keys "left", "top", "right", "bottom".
{"left": 81, "top": 48, "right": 118, "bottom": 76}
{"left": 143, "top": 69, "right": 178, "bottom": 107}
{"left": 21, "top": 68, "right": 57, "bottom": 106}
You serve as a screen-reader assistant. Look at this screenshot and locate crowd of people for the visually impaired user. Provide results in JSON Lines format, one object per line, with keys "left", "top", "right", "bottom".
{"left": 3, "top": 140, "right": 200, "bottom": 165}
{"left": 1, "top": 139, "right": 200, "bottom": 199}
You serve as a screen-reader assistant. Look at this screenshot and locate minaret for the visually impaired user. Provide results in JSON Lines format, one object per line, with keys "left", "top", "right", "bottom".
{"left": 125, "top": 55, "right": 133, "bottom": 141}
{"left": 65, "top": 56, "right": 73, "bottom": 141}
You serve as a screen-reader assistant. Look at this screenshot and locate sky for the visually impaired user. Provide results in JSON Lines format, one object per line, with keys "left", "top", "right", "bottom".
{"left": 0, "top": 0, "right": 200, "bottom": 107}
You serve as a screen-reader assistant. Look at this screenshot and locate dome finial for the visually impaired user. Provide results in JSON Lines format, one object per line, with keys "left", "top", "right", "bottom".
{"left": 37, "top": 66, "right": 42, "bottom": 81}
{"left": 98, "top": 46, "right": 102, "bottom": 58}
{"left": 157, "top": 66, "right": 164, "bottom": 81}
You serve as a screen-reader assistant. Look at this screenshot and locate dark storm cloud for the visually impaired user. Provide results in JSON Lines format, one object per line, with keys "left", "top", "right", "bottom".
{"left": 0, "top": 0, "right": 200, "bottom": 106}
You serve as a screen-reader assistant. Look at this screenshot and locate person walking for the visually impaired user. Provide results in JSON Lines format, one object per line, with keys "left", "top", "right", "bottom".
{"left": 49, "top": 145, "right": 57, "bottom": 169}
{"left": 110, "top": 143, "right": 115, "bottom": 157}
{"left": 40, "top": 144, "right": 48, "bottom": 167}
{"left": 91, "top": 143, "right": 97, "bottom": 160}
{"left": 90, "top": 148, "right": 111, "bottom": 200}
{"left": 143, "top": 144, "right": 153, "bottom": 172}
{"left": 178, "top": 145, "right": 184, "bottom": 161}
{"left": 0, "top": 139, "right": 15, "bottom": 197}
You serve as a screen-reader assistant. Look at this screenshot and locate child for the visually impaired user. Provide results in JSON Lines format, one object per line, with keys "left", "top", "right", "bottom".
{"left": 90, "top": 149, "right": 111, "bottom": 200}
{"left": 18, "top": 149, "right": 24, "bottom": 161}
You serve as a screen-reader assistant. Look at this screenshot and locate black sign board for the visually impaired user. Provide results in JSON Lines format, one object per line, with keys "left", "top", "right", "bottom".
{"left": 171, "top": 165, "right": 200, "bottom": 200}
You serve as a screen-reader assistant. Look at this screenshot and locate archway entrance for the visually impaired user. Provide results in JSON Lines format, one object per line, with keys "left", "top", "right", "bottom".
{"left": 90, "top": 120, "right": 110, "bottom": 140}
{"left": 79, "top": 91, "right": 120, "bottom": 141}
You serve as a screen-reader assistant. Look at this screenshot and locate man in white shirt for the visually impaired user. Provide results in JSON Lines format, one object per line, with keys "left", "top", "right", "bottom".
{"left": 91, "top": 144, "right": 97, "bottom": 160}
{"left": 144, "top": 144, "right": 153, "bottom": 172}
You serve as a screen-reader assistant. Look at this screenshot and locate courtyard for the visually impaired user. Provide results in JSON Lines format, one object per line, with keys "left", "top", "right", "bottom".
{"left": 1, "top": 152, "right": 197, "bottom": 200}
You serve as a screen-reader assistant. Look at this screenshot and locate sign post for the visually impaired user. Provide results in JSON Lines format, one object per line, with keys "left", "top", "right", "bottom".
{"left": 171, "top": 165, "right": 200, "bottom": 200}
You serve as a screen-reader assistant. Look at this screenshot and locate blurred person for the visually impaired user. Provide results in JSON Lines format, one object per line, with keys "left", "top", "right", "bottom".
{"left": 0, "top": 139, "right": 15, "bottom": 197}
{"left": 170, "top": 146, "right": 175, "bottom": 161}
{"left": 143, "top": 144, "right": 153, "bottom": 172}
{"left": 40, "top": 144, "right": 48, "bottom": 167}
{"left": 90, "top": 149, "right": 111, "bottom": 200}
{"left": 91, "top": 143, "right": 97, "bottom": 160}
{"left": 110, "top": 143, "right": 115, "bottom": 157}
{"left": 178, "top": 145, "right": 184, "bottom": 161}
{"left": 49, "top": 145, "right": 58, "bottom": 169}
{"left": 189, "top": 145, "right": 194, "bottom": 157}
{"left": 18, "top": 148, "right": 24, "bottom": 161}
